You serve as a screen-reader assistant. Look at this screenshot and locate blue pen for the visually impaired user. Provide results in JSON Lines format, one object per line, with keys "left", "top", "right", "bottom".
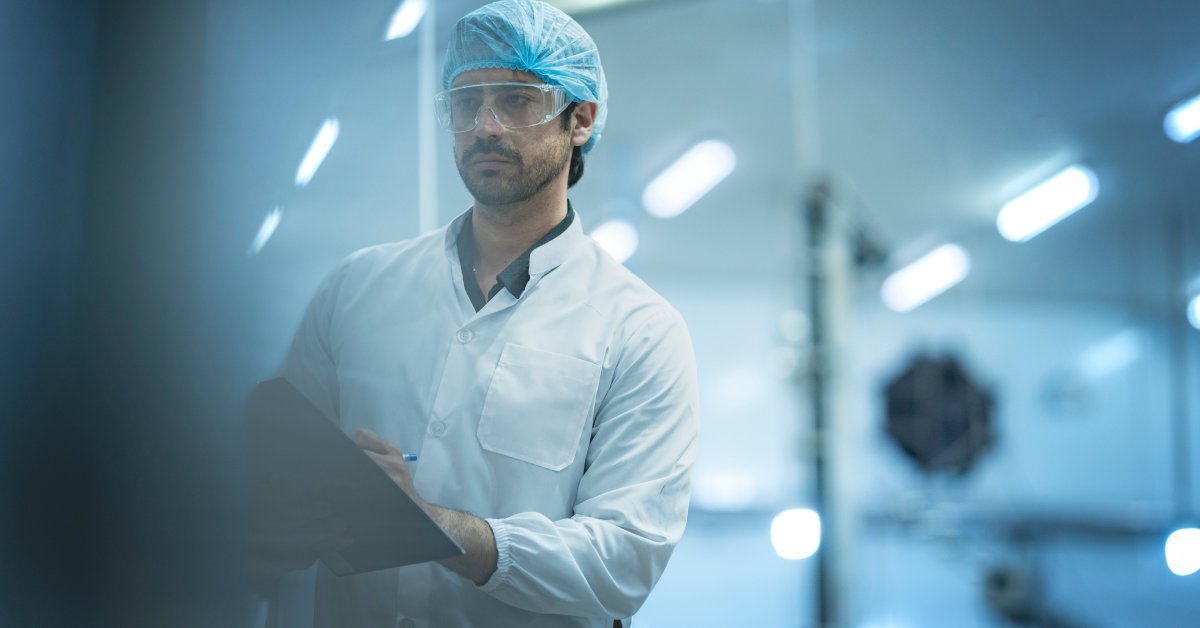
{"left": 403, "top": 453, "right": 419, "bottom": 462}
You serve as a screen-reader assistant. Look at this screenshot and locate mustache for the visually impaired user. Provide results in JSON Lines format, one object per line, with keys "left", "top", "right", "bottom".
{"left": 462, "top": 139, "right": 522, "bottom": 164}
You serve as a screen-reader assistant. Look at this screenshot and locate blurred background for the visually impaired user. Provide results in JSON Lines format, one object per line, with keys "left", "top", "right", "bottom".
{"left": 3, "top": 0, "right": 1199, "bottom": 626}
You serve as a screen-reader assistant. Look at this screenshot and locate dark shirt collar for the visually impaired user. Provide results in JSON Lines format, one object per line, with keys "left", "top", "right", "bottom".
{"left": 456, "top": 203, "right": 576, "bottom": 312}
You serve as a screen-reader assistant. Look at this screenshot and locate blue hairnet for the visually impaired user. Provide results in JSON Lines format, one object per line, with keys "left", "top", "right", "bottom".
{"left": 444, "top": 0, "right": 608, "bottom": 154}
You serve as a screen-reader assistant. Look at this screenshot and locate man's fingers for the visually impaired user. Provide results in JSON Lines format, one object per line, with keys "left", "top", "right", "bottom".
{"left": 352, "top": 429, "right": 396, "bottom": 454}
{"left": 363, "top": 449, "right": 392, "bottom": 470}
{"left": 363, "top": 449, "right": 411, "bottom": 474}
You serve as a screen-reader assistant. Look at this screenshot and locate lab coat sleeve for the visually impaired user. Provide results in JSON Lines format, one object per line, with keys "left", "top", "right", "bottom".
{"left": 478, "top": 308, "right": 700, "bottom": 619}
{"left": 278, "top": 259, "right": 350, "bottom": 422}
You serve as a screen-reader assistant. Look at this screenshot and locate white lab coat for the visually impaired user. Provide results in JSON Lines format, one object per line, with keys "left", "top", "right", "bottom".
{"left": 278, "top": 208, "right": 699, "bottom": 627}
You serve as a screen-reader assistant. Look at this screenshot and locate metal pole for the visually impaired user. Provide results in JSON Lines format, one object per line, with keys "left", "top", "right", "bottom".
{"left": 787, "top": 0, "right": 833, "bottom": 624}
{"left": 417, "top": 0, "right": 438, "bottom": 234}
{"left": 1167, "top": 206, "right": 1194, "bottom": 521}
{"left": 804, "top": 181, "right": 835, "bottom": 628}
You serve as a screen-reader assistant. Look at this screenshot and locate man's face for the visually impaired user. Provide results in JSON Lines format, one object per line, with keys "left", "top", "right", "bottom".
{"left": 451, "top": 68, "right": 573, "bottom": 207}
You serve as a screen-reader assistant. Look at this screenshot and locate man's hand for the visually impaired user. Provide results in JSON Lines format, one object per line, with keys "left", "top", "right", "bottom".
{"left": 352, "top": 429, "right": 424, "bottom": 508}
{"left": 352, "top": 429, "right": 499, "bottom": 586}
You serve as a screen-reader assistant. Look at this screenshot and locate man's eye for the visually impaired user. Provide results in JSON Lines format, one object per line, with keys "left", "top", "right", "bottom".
{"left": 452, "top": 98, "right": 481, "bottom": 112}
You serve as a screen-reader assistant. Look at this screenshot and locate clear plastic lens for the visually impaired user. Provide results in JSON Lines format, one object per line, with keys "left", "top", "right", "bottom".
{"left": 435, "top": 82, "right": 569, "bottom": 132}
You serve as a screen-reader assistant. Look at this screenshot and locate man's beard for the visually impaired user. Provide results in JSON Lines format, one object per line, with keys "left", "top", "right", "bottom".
{"left": 456, "top": 135, "right": 571, "bottom": 207}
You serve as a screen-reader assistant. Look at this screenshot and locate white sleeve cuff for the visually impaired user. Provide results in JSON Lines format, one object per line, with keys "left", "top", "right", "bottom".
{"left": 477, "top": 517, "right": 514, "bottom": 593}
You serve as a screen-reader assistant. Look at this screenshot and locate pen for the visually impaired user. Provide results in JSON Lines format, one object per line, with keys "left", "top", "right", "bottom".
{"left": 403, "top": 453, "right": 419, "bottom": 462}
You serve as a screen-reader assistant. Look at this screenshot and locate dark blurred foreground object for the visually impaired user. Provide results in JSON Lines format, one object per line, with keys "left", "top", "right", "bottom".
{"left": 884, "top": 354, "right": 995, "bottom": 475}
{"left": 1, "top": 1, "right": 250, "bottom": 625}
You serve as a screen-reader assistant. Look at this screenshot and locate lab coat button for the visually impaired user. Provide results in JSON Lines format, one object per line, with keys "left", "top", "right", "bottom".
{"left": 456, "top": 329, "right": 474, "bottom": 343}
{"left": 429, "top": 420, "right": 447, "bottom": 437}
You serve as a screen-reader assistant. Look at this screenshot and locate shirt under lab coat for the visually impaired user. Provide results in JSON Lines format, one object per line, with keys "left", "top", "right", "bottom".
{"left": 278, "top": 208, "right": 700, "bottom": 627}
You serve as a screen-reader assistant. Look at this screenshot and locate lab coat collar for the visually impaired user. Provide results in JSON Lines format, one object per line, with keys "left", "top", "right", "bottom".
{"left": 445, "top": 207, "right": 473, "bottom": 256}
{"left": 529, "top": 201, "right": 583, "bottom": 277}
{"left": 442, "top": 202, "right": 583, "bottom": 278}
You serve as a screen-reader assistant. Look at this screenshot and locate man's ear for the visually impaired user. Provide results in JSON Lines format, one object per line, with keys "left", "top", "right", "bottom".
{"left": 569, "top": 101, "right": 598, "bottom": 148}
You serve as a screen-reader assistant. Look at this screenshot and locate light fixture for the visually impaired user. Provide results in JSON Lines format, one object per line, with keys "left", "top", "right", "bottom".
{"left": 1077, "top": 329, "right": 1141, "bottom": 381}
{"left": 589, "top": 219, "right": 639, "bottom": 263}
{"left": 642, "top": 140, "right": 735, "bottom": 218}
{"left": 248, "top": 206, "right": 283, "bottom": 256}
{"left": 295, "top": 118, "right": 339, "bottom": 188}
{"left": 1188, "top": 294, "right": 1200, "bottom": 331}
{"left": 1165, "top": 527, "right": 1200, "bottom": 576}
{"left": 770, "top": 508, "right": 821, "bottom": 560}
{"left": 548, "top": 0, "right": 646, "bottom": 15}
{"left": 997, "top": 165, "right": 1098, "bottom": 242}
{"left": 385, "top": 0, "right": 428, "bottom": 41}
{"left": 1165, "top": 93, "right": 1200, "bottom": 144}
{"left": 880, "top": 243, "right": 971, "bottom": 313}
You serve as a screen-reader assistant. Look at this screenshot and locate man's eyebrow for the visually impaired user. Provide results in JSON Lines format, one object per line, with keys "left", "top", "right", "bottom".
{"left": 509, "top": 70, "right": 538, "bottom": 83}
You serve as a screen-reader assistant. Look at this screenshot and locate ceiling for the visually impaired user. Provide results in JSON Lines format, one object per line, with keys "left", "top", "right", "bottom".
{"left": 208, "top": 0, "right": 1200, "bottom": 314}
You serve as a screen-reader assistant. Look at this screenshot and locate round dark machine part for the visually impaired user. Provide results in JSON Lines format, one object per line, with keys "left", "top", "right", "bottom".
{"left": 984, "top": 563, "right": 1040, "bottom": 624}
{"left": 883, "top": 354, "right": 995, "bottom": 475}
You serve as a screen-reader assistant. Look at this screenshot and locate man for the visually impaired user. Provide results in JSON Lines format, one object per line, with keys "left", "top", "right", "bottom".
{"left": 252, "top": 1, "right": 698, "bottom": 626}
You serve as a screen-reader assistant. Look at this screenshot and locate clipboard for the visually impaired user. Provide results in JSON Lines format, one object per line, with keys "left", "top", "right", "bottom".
{"left": 245, "top": 377, "right": 464, "bottom": 576}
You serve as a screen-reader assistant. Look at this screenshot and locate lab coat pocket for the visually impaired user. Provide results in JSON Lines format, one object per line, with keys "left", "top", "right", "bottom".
{"left": 478, "top": 343, "right": 601, "bottom": 471}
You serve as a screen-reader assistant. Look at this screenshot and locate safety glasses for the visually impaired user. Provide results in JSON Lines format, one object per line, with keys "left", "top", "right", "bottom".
{"left": 434, "top": 82, "right": 572, "bottom": 133}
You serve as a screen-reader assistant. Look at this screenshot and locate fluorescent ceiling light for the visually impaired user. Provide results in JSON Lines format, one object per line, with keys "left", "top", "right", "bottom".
{"left": 997, "top": 165, "right": 1098, "bottom": 242}
{"left": 549, "top": 0, "right": 647, "bottom": 14}
{"left": 881, "top": 243, "right": 970, "bottom": 313}
{"left": 770, "top": 508, "right": 821, "bottom": 560}
{"left": 248, "top": 206, "right": 283, "bottom": 256}
{"left": 385, "top": 0, "right": 427, "bottom": 41}
{"left": 1188, "top": 294, "right": 1200, "bottom": 331}
{"left": 1165, "top": 527, "right": 1200, "bottom": 576}
{"left": 1078, "top": 329, "right": 1140, "bottom": 381}
{"left": 642, "top": 140, "right": 735, "bottom": 218}
{"left": 1165, "top": 93, "right": 1200, "bottom": 144}
{"left": 295, "top": 118, "right": 339, "bottom": 187}
{"left": 589, "top": 219, "right": 639, "bottom": 262}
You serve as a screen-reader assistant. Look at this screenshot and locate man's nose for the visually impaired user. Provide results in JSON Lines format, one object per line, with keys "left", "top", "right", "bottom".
{"left": 473, "top": 106, "right": 504, "bottom": 136}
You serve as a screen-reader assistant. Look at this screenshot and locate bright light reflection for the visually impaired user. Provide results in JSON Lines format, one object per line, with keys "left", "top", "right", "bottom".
{"left": 1188, "top": 294, "right": 1200, "bottom": 331}
{"left": 997, "top": 165, "right": 1098, "bottom": 242}
{"left": 1165, "top": 93, "right": 1200, "bottom": 143}
{"left": 642, "top": 140, "right": 736, "bottom": 218}
{"left": 295, "top": 118, "right": 339, "bottom": 187}
{"left": 1165, "top": 527, "right": 1200, "bottom": 576}
{"left": 1078, "top": 329, "right": 1140, "bottom": 381}
{"left": 881, "top": 244, "right": 970, "bottom": 313}
{"left": 589, "top": 219, "right": 639, "bottom": 263}
{"left": 385, "top": 0, "right": 428, "bottom": 41}
{"left": 770, "top": 508, "right": 821, "bottom": 560}
{"left": 248, "top": 206, "right": 283, "bottom": 256}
